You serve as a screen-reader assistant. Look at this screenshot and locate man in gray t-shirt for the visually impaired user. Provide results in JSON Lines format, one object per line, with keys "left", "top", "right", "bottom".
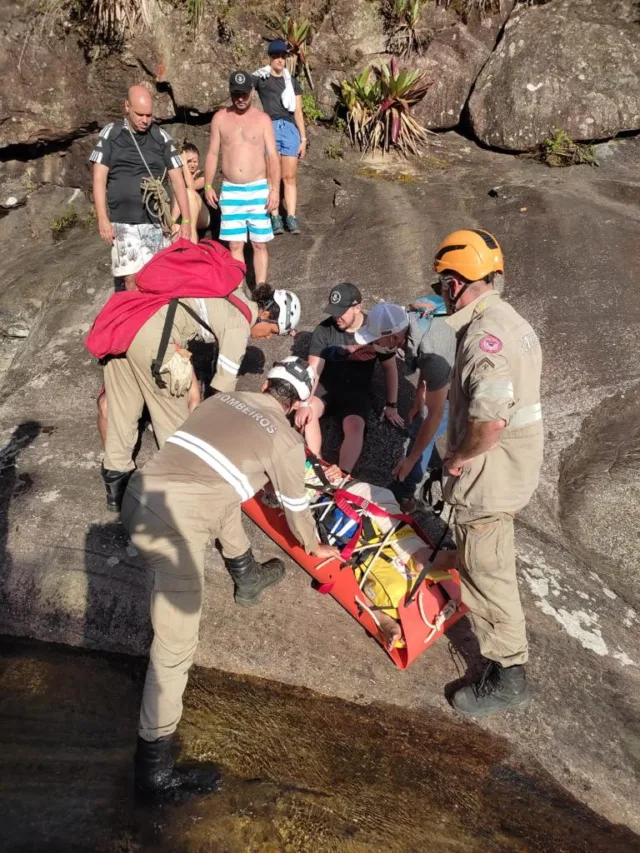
{"left": 355, "top": 300, "right": 455, "bottom": 511}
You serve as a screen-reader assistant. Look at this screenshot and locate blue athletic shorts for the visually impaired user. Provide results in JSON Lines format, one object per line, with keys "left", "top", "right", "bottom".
{"left": 273, "top": 119, "right": 301, "bottom": 157}
{"left": 218, "top": 179, "right": 274, "bottom": 244}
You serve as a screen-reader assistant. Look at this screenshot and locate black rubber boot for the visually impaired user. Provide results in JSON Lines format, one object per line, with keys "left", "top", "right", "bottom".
{"left": 101, "top": 465, "right": 132, "bottom": 513}
{"left": 224, "top": 548, "right": 285, "bottom": 606}
{"left": 451, "top": 660, "right": 531, "bottom": 718}
{"left": 134, "top": 735, "right": 221, "bottom": 800}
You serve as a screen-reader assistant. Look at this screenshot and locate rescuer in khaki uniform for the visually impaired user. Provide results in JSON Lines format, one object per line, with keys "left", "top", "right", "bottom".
{"left": 101, "top": 283, "right": 302, "bottom": 511}
{"left": 121, "top": 356, "right": 340, "bottom": 797}
{"left": 435, "top": 229, "right": 543, "bottom": 717}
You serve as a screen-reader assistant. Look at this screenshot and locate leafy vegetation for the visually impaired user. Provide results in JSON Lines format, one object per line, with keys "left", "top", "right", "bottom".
{"left": 302, "top": 92, "right": 324, "bottom": 125}
{"left": 50, "top": 206, "right": 79, "bottom": 240}
{"left": 536, "top": 129, "right": 598, "bottom": 168}
{"left": 384, "top": 0, "right": 424, "bottom": 57}
{"left": 267, "top": 14, "right": 314, "bottom": 89}
{"left": 336, "top": 58, "right": 433, "bottom": 156}
{"left": 325, "top": 141, "right": 345, "bottom": 160}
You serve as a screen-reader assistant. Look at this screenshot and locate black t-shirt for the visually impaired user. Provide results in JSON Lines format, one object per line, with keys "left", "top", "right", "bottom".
{"left": 89, "top": 120, "right": 183, "bottom": 225}
{"left": 253, "top": 74, "right": 303, "bottom": 124}
{"left": 309, "top": 316, "right": 393, "bottom": 388}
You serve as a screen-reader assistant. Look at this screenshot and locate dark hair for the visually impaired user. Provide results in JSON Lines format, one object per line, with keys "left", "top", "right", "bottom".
{"left": 254, "top": 282, "right": 280, "bottom": 322}
{"left": 181, "top": 142, "right": 200, "bottom": 156}
{"left": 266, "top": 377, "right": 298, "bottom": 407}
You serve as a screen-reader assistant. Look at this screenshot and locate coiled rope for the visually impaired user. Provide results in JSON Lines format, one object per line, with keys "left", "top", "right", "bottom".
{"left": 127, "top": 124, "right": 174, "bottom": 239}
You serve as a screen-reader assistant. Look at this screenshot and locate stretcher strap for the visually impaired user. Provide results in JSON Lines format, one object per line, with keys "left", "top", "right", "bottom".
{"left": 305, "top": 452, "right": 333, "bottom": 491}
{"left": 332, "top": 489, "right": 414, "bottom": 560}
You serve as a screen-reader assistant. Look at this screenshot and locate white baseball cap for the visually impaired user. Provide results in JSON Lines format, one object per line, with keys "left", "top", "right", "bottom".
{"left": 354, "top": 303, "right": 409, "bottom": 344}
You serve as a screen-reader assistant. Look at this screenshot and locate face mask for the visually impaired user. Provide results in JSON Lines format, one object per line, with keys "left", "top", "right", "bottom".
{"left": 374, "top": 344, "right": 397, "bottom": 354}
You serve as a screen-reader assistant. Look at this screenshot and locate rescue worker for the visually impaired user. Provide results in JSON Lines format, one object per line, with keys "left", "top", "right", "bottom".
{"left": 437, "top": 229, "right": 543, "bottom": 717}
{"left": 121, "top": 356, "right": 340, "bottom": 797}
{"left": 101, "top": 282, "right": 302, "bottom": 511}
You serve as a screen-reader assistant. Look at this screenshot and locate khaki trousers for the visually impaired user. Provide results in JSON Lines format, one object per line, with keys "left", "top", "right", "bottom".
{"left": 121, "top": 475, "right": 251, "bottom": 742}
{"left": 453, "top": 508, "right": 528, "bottom": 666}
{"left": 103, "top": 321, "right": 190, "bottom": 472}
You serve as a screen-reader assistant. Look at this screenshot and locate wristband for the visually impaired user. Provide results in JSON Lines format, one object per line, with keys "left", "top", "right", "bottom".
{"left": 181, "top": 218, "right": 191, "bottom": 224}
{"left": 299, "top": 401, "right": 312, "bottom": 408}
{"left": 301, "top": 137, "right": 307, "bottom": 142}
{"left": 204, "top": 184, "right": 213, "bottom": 190}
{"left": 385, "top": 402, "right": 397, "bottom": 408}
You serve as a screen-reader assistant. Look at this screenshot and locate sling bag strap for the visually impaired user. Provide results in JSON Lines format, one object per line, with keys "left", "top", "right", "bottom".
{"left": 151, "top": 298, "right": 179, "bottom": 388}
{"left": 150, "top": 296, "right": 251, "bottom": 389}
{"left": 305, "top": 451, "right": 333, "bottom": 492}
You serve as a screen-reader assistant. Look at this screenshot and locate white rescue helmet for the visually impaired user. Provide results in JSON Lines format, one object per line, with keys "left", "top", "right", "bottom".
{"left": 273, "top": 289, "right": 301, "bottom": 335}
{"left": 267, "top": 356, "right": 314, "bottom": 401}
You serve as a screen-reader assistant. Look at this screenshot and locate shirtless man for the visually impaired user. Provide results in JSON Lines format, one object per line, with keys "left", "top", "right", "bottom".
{"left": 204, "top": 71, "right": 280, "bottom": 284}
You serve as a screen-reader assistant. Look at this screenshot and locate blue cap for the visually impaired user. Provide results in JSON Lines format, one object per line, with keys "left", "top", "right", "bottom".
{"left": 268, "top": 39, "right": 289, "bottom": 55}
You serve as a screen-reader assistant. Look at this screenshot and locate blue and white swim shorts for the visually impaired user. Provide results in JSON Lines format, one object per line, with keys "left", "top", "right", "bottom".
{"left": 219, "top": 179, "right": 274, "bottom": 244}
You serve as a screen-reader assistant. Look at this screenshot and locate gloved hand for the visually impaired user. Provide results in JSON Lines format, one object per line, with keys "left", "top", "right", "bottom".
{"left": 159, "top": 346, "right": 193, "bottom": 397}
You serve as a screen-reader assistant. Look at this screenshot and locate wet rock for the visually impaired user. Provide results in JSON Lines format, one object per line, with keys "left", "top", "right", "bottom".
{"left": 468, "top": 0, "right": 640, "bottom": 151}
{"left": 1, "top": 137, "right": 640, "bottom": 834}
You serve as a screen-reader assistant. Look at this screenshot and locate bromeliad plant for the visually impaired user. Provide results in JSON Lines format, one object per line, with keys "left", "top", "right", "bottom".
{"left": 337, "top": 58, "right": 432, "bottom": 156}
{"left": 267, "top": 14, "right": 314, "bottom": 88}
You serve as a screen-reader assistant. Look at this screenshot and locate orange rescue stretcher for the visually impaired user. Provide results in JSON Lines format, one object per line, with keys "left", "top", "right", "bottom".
{"left": 242, "top": 456, "right": 467, "bottom": 669}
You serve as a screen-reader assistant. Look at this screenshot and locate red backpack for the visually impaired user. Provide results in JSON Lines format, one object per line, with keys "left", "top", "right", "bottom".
{"left": 85, "top": 238, "right": 250, "bottom": 362}
{"left": 135, "top": 238, "right": 251, "bottom": 323}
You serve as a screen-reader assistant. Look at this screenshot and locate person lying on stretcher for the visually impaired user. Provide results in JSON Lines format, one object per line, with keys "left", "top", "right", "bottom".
{"left": 305, "top": 462, "right": 457, "bottom": 651}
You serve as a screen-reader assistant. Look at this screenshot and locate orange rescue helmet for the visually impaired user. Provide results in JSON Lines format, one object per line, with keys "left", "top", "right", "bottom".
{"left": 433, "top": 229, "right": 504, "bottom": 281}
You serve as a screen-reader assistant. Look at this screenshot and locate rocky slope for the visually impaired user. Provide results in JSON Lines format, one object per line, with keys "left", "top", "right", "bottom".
{"left": 0, "top": 128, "right": 639, "bottom": 835}
{"left": 1, "top": 0, "right": 640, "bottom": 840}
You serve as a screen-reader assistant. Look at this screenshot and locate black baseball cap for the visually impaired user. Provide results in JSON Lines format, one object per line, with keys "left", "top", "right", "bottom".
{"left": 324, "top": 282, "right": 362, "bottom": 317}
{"left": 268, "top": 39, "right": 290, "bottom": 56}
{"left": 229, "top": 70, "right": 254, "bottom": 94}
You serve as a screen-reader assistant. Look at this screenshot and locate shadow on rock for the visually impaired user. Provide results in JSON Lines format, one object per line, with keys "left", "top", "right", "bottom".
{"left": 443, "top": 615, "right": 485, "bottom": 703}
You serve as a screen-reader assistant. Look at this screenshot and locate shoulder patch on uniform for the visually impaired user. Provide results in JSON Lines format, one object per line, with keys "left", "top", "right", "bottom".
{"left": 479, "top": 334, "right": 502, "bottom": 354}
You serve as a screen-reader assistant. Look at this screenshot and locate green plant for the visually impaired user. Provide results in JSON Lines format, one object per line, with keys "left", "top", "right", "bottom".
{"left": 386, "top": 0, "right": 424, "bottom": 57}
{"left": 267, "top": 14, "right": 313, "bottom": 88}
{"left": 325, "top": 141, "right": 344, "bottom": 160}
{"left": 83, "top": 208, "right": 98, "bottom": 227}
{"left": 185, "top": 0, "right": 205, "bottom": 29}
{"left": 336, "top": 57, "right": 433, "bottom": 156}
{"left": 332, "top": 115, "right": 348, "bottom": 135}
{"left": 536, "top": 129, "right": 599, "bottom": 167}
{"left": 50, "top": 205, "right": 79, "bottom": 240}
{"left": 302, "top": 92, "right": 324, "bottom": 125}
